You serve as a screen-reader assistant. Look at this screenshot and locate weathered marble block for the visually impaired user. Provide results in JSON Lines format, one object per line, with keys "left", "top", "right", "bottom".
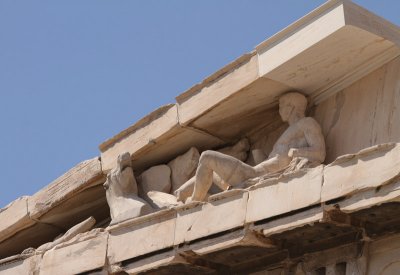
{"left": 175, "top": 190, "right": 248, "bottom": 243}
{"left": 138, "top": 164, "right": 172, "bottom": 194}
{"left": 168, "top": 147, "right": 200, "bottom": 193}
{"left": 28, "top": 157, "right": 103, "bottom": 220}
{"left": 255, "top": 206, "right": 324, "bottom": 236}
{"left": 246, "top": 165, "right": 323, "bottom": 223}
{"left": 368, "top": 234, "right": 400, "bottom": 275}
{"left": 39, "top": 231, "right": 108, "bottom": 275}
{"left": 0, "top": 196, "right": 34, "bottom": 243}
{"left": 339, "top": 180, "right": 400, "bottom": 213}
{"left": 173, "top": 201, "right": 205, "bottom": 245}
{"left": 0, "top": 255, "right": 41, "bottom": 275}
{"left": 107, "top": 209, "right": 177, "bottom": 264}
{"left": 122, "top": 250, "right": 187, "bottom": 274}
{"left": 321, "top": 143, "right": 400, "bottom": 202}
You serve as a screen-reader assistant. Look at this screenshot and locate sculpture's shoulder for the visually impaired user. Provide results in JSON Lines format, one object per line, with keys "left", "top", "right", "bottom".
{"left": 298, "top": 117, "right": 322, "bottom": 131}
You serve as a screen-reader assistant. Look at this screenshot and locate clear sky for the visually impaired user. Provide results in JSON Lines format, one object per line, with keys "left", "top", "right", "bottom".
{"left": 0, "top": 1, "right": 399, "bottom": 208}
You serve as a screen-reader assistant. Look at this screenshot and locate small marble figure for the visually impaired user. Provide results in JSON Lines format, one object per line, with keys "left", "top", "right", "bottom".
{"left": 104, "top": 152, "right": 153, "bottom": 224}
{"left": 188, "top": 92, "right": 326, "bottom": 202}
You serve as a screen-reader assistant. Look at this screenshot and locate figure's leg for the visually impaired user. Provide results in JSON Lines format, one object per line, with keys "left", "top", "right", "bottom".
{"left": 174, "top": 176, "right": 195, "bottom": 202}
{"left": 190, "top": 150, "right": 256, "bottom": 201}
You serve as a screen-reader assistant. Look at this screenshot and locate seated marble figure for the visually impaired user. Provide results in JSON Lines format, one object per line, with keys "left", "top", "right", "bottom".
{"left": 186, "top": 92, "right": 326, "bottom": 202}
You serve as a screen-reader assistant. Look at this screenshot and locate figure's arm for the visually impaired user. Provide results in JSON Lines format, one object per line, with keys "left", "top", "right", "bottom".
{"left": 253, "top": 153, "right": 289, "bottom": 175}
{"left": 289, "top": 118, "right": 325, "bottom": 163}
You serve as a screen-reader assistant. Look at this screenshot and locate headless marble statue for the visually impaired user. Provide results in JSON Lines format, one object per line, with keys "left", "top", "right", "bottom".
{"left": 189, "top": 92, "right": 326, "bottom": 202}
{"left": 104, "top": 152, "right": 153, "bottom": 224}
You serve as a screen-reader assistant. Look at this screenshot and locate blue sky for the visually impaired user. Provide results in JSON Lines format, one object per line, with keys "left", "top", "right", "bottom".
{"left": 0, "top": 1, "right": 399, "bottom": 207}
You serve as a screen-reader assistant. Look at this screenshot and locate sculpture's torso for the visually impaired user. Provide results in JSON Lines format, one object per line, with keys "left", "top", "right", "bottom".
{"left": 268, "top": 117, "right": 314, "bottom": 158}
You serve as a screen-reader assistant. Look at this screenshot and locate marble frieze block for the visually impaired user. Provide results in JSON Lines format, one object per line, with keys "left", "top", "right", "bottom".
{"left": 0, "top": 254, "right": 41, "bottom": 275}
{"left": 39, "top": 230, "right": 108, "bottom": 275}
{"left": 246, "top": 165, "right": 323, "bottom": 224}
{"left": 176, "top": 189, "right": 249, "bottom": 244}
{"left": 0, "top": 196, "right": 34, "bottom": 243}
{"left": 107, "top": 209, "right": 177, "bottom": 264}
{"left": 321, "top": 143, "right": 400, "bottom": 202}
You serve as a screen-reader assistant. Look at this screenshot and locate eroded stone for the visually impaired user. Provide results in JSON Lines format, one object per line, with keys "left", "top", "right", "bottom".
{"left": 107, "top": 209, "right": 176, "bottom": 264}
{"left": 104, "top": 152, "right": 153, "bottom": 225}
{"left": 246, "top": 165, "right": 323, "bottom": 223}
{"left": 321, "top": 143, "right": 400, "bottom": 202}
{"left": 39, "top": 231, "right": 108, "bottom": 275}
{"left": 217, "top": 138, "right": 250, "bottom": 162}
{"left": 138, "top": 164, "right": 172, "bottom": 194}
{"left": 0, "top": 196, "right": 34, "bottom": 244}
{"left": 168, "top": 147, "right": 200, "bottom": 193}
{"left": 37, "top": 216, "right": 96, "bottom": 253}
{"left": 176, "top": 190, "right": 248, "bottom": 243}
{"left": 146, "top": 191, "right": 182, "bottom": 209}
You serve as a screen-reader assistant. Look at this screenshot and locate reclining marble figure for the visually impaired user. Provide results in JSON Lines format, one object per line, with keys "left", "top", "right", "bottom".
{"left": 188, "top": 92, "right": 326, "bottom": 202}
{"left": 104, "top": 152, "right": 153, "bottom": 224}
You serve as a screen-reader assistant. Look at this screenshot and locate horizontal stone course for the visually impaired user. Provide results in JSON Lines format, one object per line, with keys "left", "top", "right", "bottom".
{"left": 246, "top": 165, "right": 323, "bottom": 224}
{"left": 28, "top": 157, "right": 103, "bottom": 220}
{"left": 39, "top": 230, "right": 108, "bottom": 275}
{"left": 1, "top": 144, "right": 400, "bottom": 273}
{"left": 0, "top": 196, "right": 34, "bottom": 244}
{"left": 321, "top": 143, "right": 400, "bottom": 202}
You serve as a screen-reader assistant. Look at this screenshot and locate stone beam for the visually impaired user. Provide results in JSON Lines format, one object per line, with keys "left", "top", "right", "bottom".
{"left": 28, "top": 157, "right": 103, "bottom": 221}
{"left": 0, "top": 157, "right": 104, "bottom": 259}
{"left": 321, "top": 143, "right": 400, "bottom": 202}
{"left": 0, "top": 197, "right": 34, "bottom": 244}
{"left": 256, "top": 0, "right": 400, "bottom": 105}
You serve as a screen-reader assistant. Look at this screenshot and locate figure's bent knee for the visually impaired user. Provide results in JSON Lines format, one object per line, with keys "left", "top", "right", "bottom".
{"left": 199, "top": 150, "right": 216, "bottom": 163}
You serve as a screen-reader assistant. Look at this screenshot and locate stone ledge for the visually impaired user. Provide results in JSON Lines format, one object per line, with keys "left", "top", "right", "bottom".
{"left": 2, "top": 143, "right": 400, "bottom": 273}
{"left": 0, "top": 196, "right": 34, "bottom": 244}
{"left": 0, "top": 157, "right": 104, "bottom": 259}
{"left": 39, "top": 230, "right": 108, "bottom": 275}
{"left": 178, "top": 189, "right": 249, "bottom": 243}
{"left": 28, "top": 156, "right": 103, "bottom": 220}
{"left": 107, "top": 209, "right": 177, "bottom": 264}
{"left": 0, "top": 254, "right": 41, "bottom": 275}
{"left": 246, "top": 165, "right": 323, "bottom": 224}
{"left": 321, "top": 143, "right": 400, "bottom": 202}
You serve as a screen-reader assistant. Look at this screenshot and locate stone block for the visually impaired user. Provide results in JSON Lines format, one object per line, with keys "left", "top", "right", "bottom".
{"left": 122, "top": 250, "right": 187, "bottom": 274}
{"left": 175, "top": 190, "right": 248, "bottom": 243}
{"left": 168, "top": 147, "right": 199, "bottom": 193}
{"left": 99, "top": 105, "right": 223, "bottom": 173}
{"left": 321, "top": 143, "right": 400, "bottom": 202}
{"left": 246, "top": 165, "right": 323, "bottom": 224}
{"left": 368, "top": 234, "right": 400, "bottom": 275}
{"left": 252, "top": 206, "right": 323, "bottom": 237}
{"left": 28, "top": 157, "right": 103, "bottom": 220}
{"left": 107, "top": 209, "right": 176, "bottom": 264}
{"left": 173, "top": 201, "right": 205, "bottom": 245}
{"left": 187, "top": 228, "right": 274, "bottom": 256}
{"left": 339, "top": 180, "right": 400, "bottom": 213}
{"left": 0, "top": 255, "right": 41, "bottom": 275}
{"left": 39, "top": 231, "right": 108, "bottom": 275}
{"left": 0, "top": 196, "right": 35, "bottom": 243}
{"left": 138, "top": 164, "right": 172, "bottom": 194}
{"left": 217, "top": 138, "right": 250, "bottom": 162}
{"left": 314, "top": 57, "right": 400, "bottom": 164}
{"left": 146, "top": 191, "right": 182, "bottom": 210}
{"left": 0, "top": 222, "right": 62, "bottom": 259}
